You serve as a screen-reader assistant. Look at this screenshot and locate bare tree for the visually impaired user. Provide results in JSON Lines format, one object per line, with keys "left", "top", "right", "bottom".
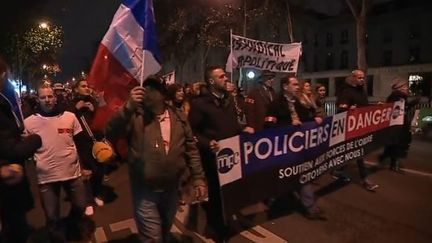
{"left": 345, "top": 0, "right": 370, "bottom": 72}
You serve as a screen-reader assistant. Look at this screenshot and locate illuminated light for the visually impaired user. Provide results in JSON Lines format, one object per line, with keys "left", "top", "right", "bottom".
{"left": 247, "top": 70, "right": 255, "bottom": 79}
{"left": 39, "top": 22, "right": 48, "bottom": 29}
{"left": 104, "top": 55, "right": 108, "bottom": 59}
{"left": 409, "top": 75, "right": 423, "bottom": 82}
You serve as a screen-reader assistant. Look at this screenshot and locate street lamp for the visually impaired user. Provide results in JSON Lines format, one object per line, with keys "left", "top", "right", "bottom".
{"left": 246, "top": 70, "right": 256, "bottom": 79}
{"left": 39, "top": 22, "right": 49, "bottom": 29}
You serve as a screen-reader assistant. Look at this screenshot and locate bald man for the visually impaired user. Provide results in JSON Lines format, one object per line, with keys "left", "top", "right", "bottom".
{"left": 333, "top": 69, "right": 379, "bottom": 192}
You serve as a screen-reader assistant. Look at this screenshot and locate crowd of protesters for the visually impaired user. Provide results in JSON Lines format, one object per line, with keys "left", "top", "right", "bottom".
{"left": 0, "top": 52, "right": 421, "bottom": 242}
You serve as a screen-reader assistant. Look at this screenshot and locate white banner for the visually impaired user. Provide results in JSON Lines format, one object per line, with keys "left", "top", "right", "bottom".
{"left": 161, "top": 71, "right": 175, "bottom": 85}
{"left": 226, "top": 34, "right": 302, "bottom": 73}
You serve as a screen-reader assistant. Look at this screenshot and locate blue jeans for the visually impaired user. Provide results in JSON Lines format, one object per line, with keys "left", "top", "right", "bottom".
{"left": 38, "top": 177, "right": 87, "bottom": 238}
{"left": 131, "top": 183, "right": 178, "bottom": 243}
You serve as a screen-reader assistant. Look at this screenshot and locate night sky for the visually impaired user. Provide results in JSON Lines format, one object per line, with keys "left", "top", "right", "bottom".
{"left": 0, "top": 0, "right": 393, "bottom": 82}
{"left": 0, "top": 0, "right": 120, "bottom": 81}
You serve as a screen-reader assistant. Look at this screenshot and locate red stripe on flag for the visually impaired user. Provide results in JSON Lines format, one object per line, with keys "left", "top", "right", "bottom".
{"left": 88, "top": 44, "right": 139, "bottom": 130}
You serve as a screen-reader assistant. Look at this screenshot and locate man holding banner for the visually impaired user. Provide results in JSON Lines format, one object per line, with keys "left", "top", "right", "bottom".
{"left": 245, "top": 70, "right": 276, "bottom": 132}
{"left": 265, "top": 75, "right": 325, "bottom": 220}
{"left": 188, "top": 65, "right": 247, "bottom": 240}
{"left": 334, "top": 69, "right": 379, "bottom": 191}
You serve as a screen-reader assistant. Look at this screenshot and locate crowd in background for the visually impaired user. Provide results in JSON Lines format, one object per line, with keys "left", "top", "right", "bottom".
{"left": 1, "top": 52, "right": 421, "bottom": 242}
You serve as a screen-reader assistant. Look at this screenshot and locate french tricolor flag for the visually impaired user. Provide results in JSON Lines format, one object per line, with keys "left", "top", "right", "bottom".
{"left": 88, "top": 0, "right": 161, "bottom": 130}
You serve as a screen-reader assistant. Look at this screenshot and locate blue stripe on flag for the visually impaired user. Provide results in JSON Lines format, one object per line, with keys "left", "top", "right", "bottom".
{"left": 122, "top": 0, "right": 161, "bottom": 63}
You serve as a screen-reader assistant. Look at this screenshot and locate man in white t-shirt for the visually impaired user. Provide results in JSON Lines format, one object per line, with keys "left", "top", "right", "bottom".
{"left": 24, "top": 84, "right": 91, "bottom": 241}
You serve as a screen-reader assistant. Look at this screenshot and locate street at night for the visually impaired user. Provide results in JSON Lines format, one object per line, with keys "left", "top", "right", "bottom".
{"left": 23, "top": 136, "right": 432, "bottom": 243}
{"left": 1, "top": 0, "right": 432, "bottom": 243}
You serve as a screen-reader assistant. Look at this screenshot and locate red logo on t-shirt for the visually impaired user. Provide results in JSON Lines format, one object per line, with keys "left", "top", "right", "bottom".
{"left": 58, "top": 128, "right": 73, "bottom": 134}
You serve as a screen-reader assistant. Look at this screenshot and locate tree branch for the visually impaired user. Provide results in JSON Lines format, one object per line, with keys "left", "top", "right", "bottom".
{"left": 361, "top": 0, "right": 369, "bottom": 19}
{"left": 345, "top": 0, "right": 359, "bottom": 21}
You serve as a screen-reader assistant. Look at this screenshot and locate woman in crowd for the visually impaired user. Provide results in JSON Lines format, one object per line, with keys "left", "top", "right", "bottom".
{"left": 298, "top": 80, "right": 325, "bottom": 118}
{"left": 166, "top": 83, "right": 190, "bottom": 115}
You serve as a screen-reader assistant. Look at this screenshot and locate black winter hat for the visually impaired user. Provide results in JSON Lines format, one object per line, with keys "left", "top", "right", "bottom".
{"left": 142, "top": 76, "right": 167, "bottom": 94}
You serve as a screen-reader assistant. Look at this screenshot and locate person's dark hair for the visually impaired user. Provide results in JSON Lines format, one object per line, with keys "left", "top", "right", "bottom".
{"left": 204, "top": 65, "right": 223, "bottom": 84}
{"left": 259, "top": 70, "right": 276, "bottom": 83}
{"left": 315, "top": 83, "right": 325, "bottom": 92}
{"left": 72, "top": 79, "right": 87, "bottom": 92}
{"left": 279, "top": 74, "right": 297, "bottom": 90}
{"left": 166, "top": 83, "right": 183, "bottom": 101}
{"left": 142, "top": 76, "right": 167, "bottom": 95}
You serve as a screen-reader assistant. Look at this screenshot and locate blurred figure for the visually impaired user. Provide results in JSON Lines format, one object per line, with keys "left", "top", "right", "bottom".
{"left": 21, "top": 91, "right": 38, "bottom": 118}
{"left": 245, "top": 71, "right": 276, "bottom": 132}
{"left": 190, "top": 81, "right": 207, "bottom": 99}
{"left": 71, "top": 79, "right": 105, "bottom": 215}
{"left": 166, "top": 83, "right": 190, "bottom": 115}
{"left": 315, "top": 84, "right": 328, "bottom": 115}
{"left": 1, "top": 56, "right": 42, "bottom": 243}
{"left": 379, "top": 78, "right": 420, "bottom": 172}
{"left": 52, "top": 82, "right": 69, "bottom": 111}
{"left": 184, "top": 83, "right": 192, "bottom": 96}
{"left": 166, "top": 83, "right": 193, "bottom": 207}
{"left": 106, "top": 77, "right": 207, "bottom": 242}
{"left": 316, "top": 83, "right": 327, "bottom": 101}
{"left": 226, "top": 81, "right": 247, "bottom": 129}
{"left": 298, "top": 80, "right": 324, "bottom": 118}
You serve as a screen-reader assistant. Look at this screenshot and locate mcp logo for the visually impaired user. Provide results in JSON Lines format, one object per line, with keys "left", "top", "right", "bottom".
{"left": 217, "top": 148, "right": 240, "bottom": 174}
{"left": 392, "top": 105, "right": 403, "bottom": 119}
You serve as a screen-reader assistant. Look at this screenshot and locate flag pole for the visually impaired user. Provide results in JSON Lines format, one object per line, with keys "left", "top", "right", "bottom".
{"left": 230, "top": 29, "right": 233, "bottom": 84}
{"left": 140, "top": 49, "right": 146, "bottom": 86}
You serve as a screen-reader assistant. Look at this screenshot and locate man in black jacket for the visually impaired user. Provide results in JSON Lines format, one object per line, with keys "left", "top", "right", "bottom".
{"left": 265, "top": 76, "right": 325, "bottom": 220}
{"left": 334, "top": 69, "right": 379, "bottom": 191}
{"left": 106, "top": 77, "right": 207, "bottom": 242}
{"left": 189, "top": 65, "right": 251, "bottom": 240}
{"left": 245, "top": 70, "right": 276, "bottom": 132}
{"left": 0, "top": 56, "right": 42, "bottom": 243}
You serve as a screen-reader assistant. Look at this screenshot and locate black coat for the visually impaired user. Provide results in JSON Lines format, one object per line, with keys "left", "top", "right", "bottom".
{"left": 265, "top": 94, "right": 316, "bottom": 127}
{"left": 245, "top": 85, "right": 276, "bottom": 131}
{"left": 336, "top": 84, "right": 368, "bottom": 112}
{"left": 70, "top": 94, "right": 100, "bottom": 170}
{"left": 188, "top": 91, "right": 242, "bottom": 151}
{"left": 0, "top": 92, "right": 41, "bottom": 211}
{"left": 384, "top": 90, "right": 419, "bottom": 158}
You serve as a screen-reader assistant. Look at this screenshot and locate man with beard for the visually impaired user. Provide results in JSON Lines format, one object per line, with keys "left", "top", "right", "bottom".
{"left": 105, "top": 77, "right": 207, "bottom": 242}
{"left": 24, "top": 84, "right": 91, "bottom": 242}
{"left": 188, "top": 65, "right": 253, "bottom": 241}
